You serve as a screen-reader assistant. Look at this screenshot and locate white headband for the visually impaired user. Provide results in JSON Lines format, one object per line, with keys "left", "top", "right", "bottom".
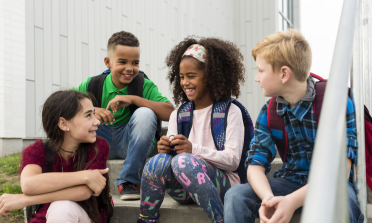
{"left": 182, "top": 44, "right": 206, "bottom": 63}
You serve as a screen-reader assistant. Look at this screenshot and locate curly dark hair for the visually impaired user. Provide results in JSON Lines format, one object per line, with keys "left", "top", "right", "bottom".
{"left": 107, "top": 31, "right": 139, "bottom": 52}
{"left": 166, "top": 37, "right": 245, "bottom": 106}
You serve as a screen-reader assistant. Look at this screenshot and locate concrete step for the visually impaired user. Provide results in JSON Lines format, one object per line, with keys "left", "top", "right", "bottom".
{"left": 110, "top": 193, "right": 210, "bottom": 223}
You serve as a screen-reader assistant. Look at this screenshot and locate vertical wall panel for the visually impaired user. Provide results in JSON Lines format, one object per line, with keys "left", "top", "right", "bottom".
{"left": 59, "top": 0, "right": 67, "bottom": 37}
{"left": 88, "top": 0, "right": 95, "bottom": 77}
{"left": 26, "top": 0, "right": 35, "bottom": 81}
{"left": 82, "top": 43, "right": 89, "bottom": 81}
{"left": 34, "top": 0, "right": 43, "bottom": 29}
{"left": 26, "top": 80, "right": 35, "bottom": 137}
{"left": 75, "top": 0, "right": 83, "bottom": 85}
{"left": 43, "top": 0, "right": 52, "bottom": 99}
{"left": 34, "top": 27, "right": 44, "bottom": 137}
{"left": 52, "top": 0, "right": 60, "bottom": 86}
{"left": 67, "top": 0, "right": 75, "bottom": 88}
{"left": 60, "top": 36, "right": 68, "bottom": 89}
{"left": 95, "top": 0, "right": 102, "bottom": 76}
{"left": 82, "top": 0, "right": 89, "bottom": 45}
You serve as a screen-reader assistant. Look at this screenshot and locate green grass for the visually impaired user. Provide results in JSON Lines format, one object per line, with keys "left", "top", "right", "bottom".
{"left": 0, "top": 153, "right": 24, "bottom": 221}
{"left": 0, "top": 153, "right": 21, "bottom": 176}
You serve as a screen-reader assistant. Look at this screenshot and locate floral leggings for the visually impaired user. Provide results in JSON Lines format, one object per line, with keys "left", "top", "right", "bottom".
{"left": 139, "top": 153, "right": 231, "bottom": 223}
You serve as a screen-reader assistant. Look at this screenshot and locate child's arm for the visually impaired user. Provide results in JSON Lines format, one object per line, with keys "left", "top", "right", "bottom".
{"left": 106, "top": 95, "right": 174, "bottom": 121}
{"left": 21, "top": 165, "right": 108, "bottom": 196}
{"left": 262, "top": 158, "right": 353, "bottom": 223}
{"left": 0, "top": 185, "right": 92, "bottom": 215}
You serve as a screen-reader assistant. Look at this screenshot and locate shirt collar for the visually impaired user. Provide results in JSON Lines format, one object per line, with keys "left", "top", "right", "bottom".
{"left": 276, "top": 76, "right": 316, "bottom": 121}
{"left": 106, "top": 73, "right": 128, "bottom": 94}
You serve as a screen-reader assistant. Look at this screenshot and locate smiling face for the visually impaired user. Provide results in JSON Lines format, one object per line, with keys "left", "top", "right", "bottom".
{"left": 105, "top": 45, "right": 140, "bottom": 89}
{"left": 255, "top": 55, "right": 283, "bottom": 97}
{"left": 179, "top": 57, "right": 212, "bottom": 109}
{"left": 65, "top": 98, "right": 101, "bottom": 144}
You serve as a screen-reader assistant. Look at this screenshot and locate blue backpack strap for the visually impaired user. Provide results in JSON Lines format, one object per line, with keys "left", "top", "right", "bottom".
{"left": 177, "top": 101, "right": 194, "bottom": 138}
{"left": 231, "top": 99, "right": 255, "bottom": 183}
{"left": 211, "top": 100, "right": 232, "bottom": 151}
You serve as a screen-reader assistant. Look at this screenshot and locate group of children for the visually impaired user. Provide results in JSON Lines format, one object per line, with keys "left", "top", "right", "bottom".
{"left": 0, "top": 28, "right": 364, "bottom": 223}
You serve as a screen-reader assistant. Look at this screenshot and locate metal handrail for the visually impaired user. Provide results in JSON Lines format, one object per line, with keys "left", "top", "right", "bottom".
{"left": 301, "top": 0, "right": 358, "bottom": 222}
{"left": 353, "top": 0, "right": 368, "bottom": 222}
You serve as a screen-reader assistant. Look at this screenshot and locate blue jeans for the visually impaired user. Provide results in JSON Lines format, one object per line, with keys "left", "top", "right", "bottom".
{"left": 96, "top": 107, "right": 157, "bottom": 186}
{"left": 224, "top": 178, "right": 364, "bottom": 223}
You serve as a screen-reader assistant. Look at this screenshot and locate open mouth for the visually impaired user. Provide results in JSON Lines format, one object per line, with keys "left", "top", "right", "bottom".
{"left": 185, "top": 88, "right": 195, "bottom": 96}
{"left": 122, "top": 73, "right": 133, "bottom": 80}
{"left": 89, "top": 130, "right": 97, "bottom": 135}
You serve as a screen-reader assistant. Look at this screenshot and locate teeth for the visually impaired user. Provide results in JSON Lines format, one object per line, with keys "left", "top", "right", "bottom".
{"left": 123, "top": 74, "right": 132, "bottom": 77}
{"left": 186, "top": 89, "right": 194, "bottom": 92}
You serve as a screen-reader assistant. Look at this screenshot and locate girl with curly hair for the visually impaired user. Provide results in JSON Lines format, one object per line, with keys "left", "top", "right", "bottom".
{"left": 137, "top": 37, "right": 247, "bottom": 223}
{"left": 0, "top": 90, "right": 113, "bottom": 223}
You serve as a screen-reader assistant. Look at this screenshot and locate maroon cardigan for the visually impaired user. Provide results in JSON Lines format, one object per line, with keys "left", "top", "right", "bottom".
{"left": 20, "top": 137, "right": 109, "bottom": 223}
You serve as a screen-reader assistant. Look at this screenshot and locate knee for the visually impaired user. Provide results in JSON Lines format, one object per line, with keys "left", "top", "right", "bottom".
{"left": 225, "top": 184, "right": 253, "bottom": 205}
{"left": 144, "top": 153, "right": 173, "bottom": 177}
{"left": 133, "top": 107, "right": 157, "bottom": 123}
{"left": 171, "top": 153, "right": 196, "bottom": 171}
{"left": 46, "top": 200, "right": 82, "bottom": 221}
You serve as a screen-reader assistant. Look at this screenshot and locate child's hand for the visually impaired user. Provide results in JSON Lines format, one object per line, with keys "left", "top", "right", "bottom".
{"left": 106, "top": 95, "right": 133, "bottom": 113}
{"left": 157, "top": 136, "right": 171, "bottom": 154}
{"left": 259, "top": 195, "right": 296, "bottom": 223}
{"left": 0, "top": 193, "right": 28, "bottom": 215}
{"left": 170, "top": 135, "right": 192, "bottom": 154}
{"left": 84, "top": 168, "right": 109, "bottom": 197}
{"left": 95, "top": 107, "right": 115, "bottom": 125}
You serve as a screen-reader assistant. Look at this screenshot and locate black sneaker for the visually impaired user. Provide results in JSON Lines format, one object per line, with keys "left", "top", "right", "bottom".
{"left": 118, "top": 182, "right": 140, "bottom": 200}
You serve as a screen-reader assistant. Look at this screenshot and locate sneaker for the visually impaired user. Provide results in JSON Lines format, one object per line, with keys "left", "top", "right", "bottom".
{"left": 118, "top": 182, "right": 140, "bottom": 200}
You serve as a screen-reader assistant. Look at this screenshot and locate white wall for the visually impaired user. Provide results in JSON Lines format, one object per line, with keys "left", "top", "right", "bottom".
{"left": 26, "top": 0, "right": 237, "bottom": 138}
{"left": 0, "top": 0, "right": 26, "bottom": 139}
{"left": 24, "top": 0, "right": 295, "bottom": 138}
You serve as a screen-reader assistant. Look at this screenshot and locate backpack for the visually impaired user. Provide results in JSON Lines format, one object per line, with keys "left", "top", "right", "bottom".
{"left": 364, "top": 107, "right": 372, "bottom": 190}
{"left": 25, "top": 141, "right": 113, "bottom": 223}
{"left": 25, "top": 142, "right": 55, "bottom": 223}
{"left": 87, "top": 69, "right": 161, "bottom": 141}
{"left": 177, "top": 99, "right": 254, "bottom": 183}
{"left": 267, "top": 72, "right": 372, "bottom": 191}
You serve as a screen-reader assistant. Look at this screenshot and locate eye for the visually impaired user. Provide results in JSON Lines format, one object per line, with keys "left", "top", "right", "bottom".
{"left": 86, "top": 114, "right": 91, "bottom": 117}
{"left": 119, "top": 61, "right": 126, "bottom": 64}
{"left": 133, "top": 62, "right": 139, "bottom": 65}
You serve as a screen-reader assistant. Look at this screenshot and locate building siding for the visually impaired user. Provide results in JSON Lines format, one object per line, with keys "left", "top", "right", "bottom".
{"left": 23, "top": 0, "right": 291, "bottom": 138}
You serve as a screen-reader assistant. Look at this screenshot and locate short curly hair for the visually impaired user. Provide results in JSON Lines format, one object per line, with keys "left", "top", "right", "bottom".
{"left": 166, "top": 37, "right": 245, "bottom": 106}
{"left": 107, "top": 31, "right": 139, "bottom": 53}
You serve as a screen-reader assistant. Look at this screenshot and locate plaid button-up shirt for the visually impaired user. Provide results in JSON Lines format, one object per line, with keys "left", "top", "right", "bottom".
{"left": 246, "top": 96, "right": 358, "bottom": 185}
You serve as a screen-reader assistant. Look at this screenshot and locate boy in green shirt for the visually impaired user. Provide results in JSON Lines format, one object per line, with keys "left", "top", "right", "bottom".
{"left": 74, "top": 31, "right": 174, "bottom": 200}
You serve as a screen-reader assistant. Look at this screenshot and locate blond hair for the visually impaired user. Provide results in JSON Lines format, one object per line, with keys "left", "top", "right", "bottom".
{"left": 252, "top": 29, "right": 312, "bottom": 82}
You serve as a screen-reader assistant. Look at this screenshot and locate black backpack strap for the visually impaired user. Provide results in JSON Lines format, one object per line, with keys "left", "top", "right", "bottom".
{"left": 26, "top": 141, "right": 56, "bottom": 222}
{"left": 87, "top": 69, "right": 110, "bottom": 108}
{"left": 128, "top": 71, "right": 145, "bottom": 115}
{"left": 128, "top": 71, "right": 162, "bottom": 141}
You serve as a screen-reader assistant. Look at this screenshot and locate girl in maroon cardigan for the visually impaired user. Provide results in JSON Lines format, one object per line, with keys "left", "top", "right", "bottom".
{"left": 0, "top": 90, "right": 113, "bottom": 222}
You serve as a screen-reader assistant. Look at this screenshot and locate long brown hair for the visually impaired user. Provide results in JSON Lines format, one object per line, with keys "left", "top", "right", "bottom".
{"left": 42, "top": 90, "right": 113, "bottom": 222}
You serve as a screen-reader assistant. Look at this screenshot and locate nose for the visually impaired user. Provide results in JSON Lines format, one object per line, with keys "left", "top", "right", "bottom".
{"left": 255, "top": 72, "right": 260, "bottom": 82}
{"left": 93, "top": 115, "right": 100, "bottom": 126}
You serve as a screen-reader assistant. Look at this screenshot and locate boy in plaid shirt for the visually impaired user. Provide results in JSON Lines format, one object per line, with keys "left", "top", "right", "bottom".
{"left": 224, "top": 29, "right": 364, "bottom": 223}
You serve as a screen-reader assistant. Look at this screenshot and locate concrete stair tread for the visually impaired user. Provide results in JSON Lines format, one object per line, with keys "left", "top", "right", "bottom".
{"left": 111, "top": 193, "right": 210, "bottom": 223}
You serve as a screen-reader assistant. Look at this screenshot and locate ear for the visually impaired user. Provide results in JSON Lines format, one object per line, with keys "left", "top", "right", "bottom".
{"left": 280, "top": 66, "right": 291, "bottom": 84}
{"left": 104, "top": 57, "right": 111, "bottom": 69}
{"left": 58, "top": 117, "right": 70, "bottom": 132}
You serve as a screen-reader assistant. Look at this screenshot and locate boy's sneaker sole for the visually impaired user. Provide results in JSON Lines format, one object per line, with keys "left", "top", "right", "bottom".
{"left": 118, "top": 182, "right": 141, "bottom": 200}
{"left": 120, "top": 194, "right": 141, "bottom": 200}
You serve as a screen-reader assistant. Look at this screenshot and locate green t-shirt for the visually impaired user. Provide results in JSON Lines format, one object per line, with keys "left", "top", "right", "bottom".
{"left": 73, "top": 73, "right": 169, "bottom": 126}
